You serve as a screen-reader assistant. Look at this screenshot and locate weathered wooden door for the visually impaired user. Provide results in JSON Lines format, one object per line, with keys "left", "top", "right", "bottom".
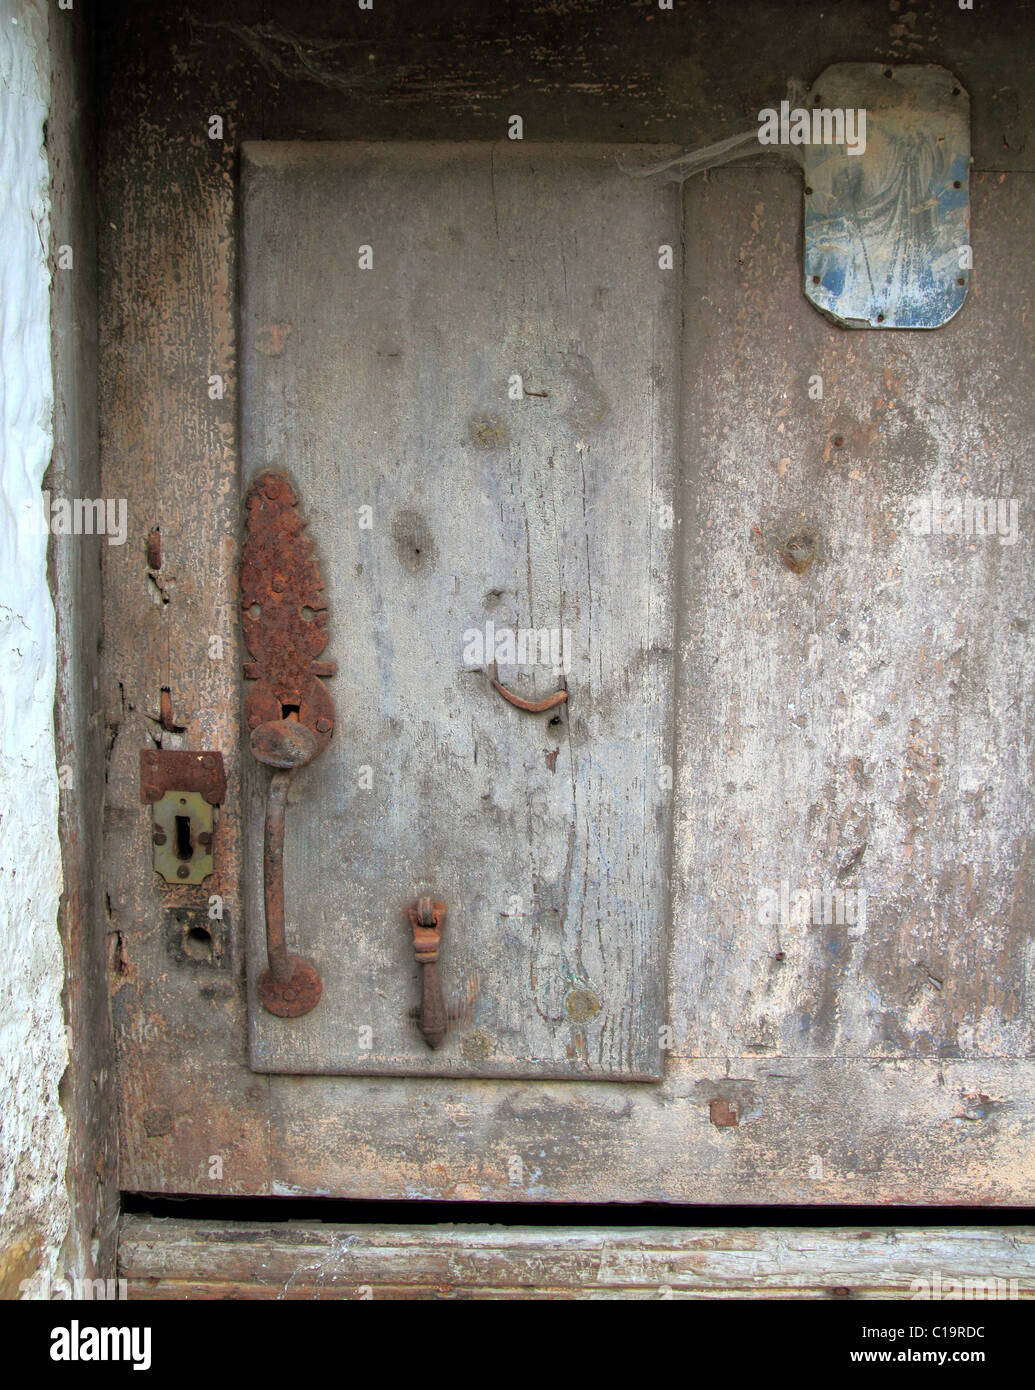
{"left": 101, "top": 12, "right": 1033, "bottom": 1208}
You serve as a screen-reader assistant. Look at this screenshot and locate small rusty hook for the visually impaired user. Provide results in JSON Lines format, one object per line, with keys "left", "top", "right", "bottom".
{"left": 489, "top": 660, "right": 568, "bottom": 714}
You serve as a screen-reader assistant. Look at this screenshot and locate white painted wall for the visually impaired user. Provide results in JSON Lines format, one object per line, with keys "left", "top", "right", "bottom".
{"left": 0, "top": 0, "right": 71, "bottom": 1297}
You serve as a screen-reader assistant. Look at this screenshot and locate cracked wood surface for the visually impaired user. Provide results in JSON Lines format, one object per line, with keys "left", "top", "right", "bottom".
{"left": 240, "top": 142, "right": 677, "bottom": 1079}
{"left": 120, "top": 1217, "right": 1035, "bottom": 1299}
{"left": 98, "top": 1, "right": 1034, "bottom": 1204}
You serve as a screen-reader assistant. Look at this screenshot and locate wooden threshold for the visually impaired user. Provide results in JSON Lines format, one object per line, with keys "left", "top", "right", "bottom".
{"left": 120, "top": 1217, "right": 1035, "bottom": 1300}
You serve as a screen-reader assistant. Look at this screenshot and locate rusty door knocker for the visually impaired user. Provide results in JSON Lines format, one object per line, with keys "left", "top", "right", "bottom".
{"left": 242, "top": 470, "right": 336, "bottom": 1017}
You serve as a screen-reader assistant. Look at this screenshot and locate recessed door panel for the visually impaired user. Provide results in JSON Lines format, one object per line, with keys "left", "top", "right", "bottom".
{"left": 240, "top": 143, "right": 679, "bottom": 1079}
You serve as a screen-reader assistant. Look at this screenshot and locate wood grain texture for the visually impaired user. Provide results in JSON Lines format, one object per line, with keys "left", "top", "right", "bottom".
{"left": 97, "top": 3, "right": 272, "bottom": 1196}
{"left": 262, "top": 1057, "right": 1035, "bottom": 1204}
{"left": 670, "top": 168, "right": 1034, "bottom": 1065}
{"left": 47, "top": 5, "right": 120, "bottom": 1279}
{"left": 97, "top": 2, "right": 1035, "bottom": 1203}
{"left": 240, "top": 143, "right": 678, "bottom": 1079}
{"left": 186, "top": 0, "right": 1034, "bottom": 172}
{"left": 120, "top": 1216, "right": 1035, "bottom": 1299}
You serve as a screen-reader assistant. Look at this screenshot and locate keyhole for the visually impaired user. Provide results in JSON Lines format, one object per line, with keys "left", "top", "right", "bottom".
{"left": 174, "top": 811, "right": 193, "bottom": 861}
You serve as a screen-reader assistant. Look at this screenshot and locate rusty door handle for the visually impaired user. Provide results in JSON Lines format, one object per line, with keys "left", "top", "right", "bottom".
{"left": 242, "top": 471, "right": 336, "bottom": 1018}
{"left": 251, "top": 720, "right": 323, "bottom": 1016}
{"left": 408, "top": 897, "right": 447, "bottom": 1048}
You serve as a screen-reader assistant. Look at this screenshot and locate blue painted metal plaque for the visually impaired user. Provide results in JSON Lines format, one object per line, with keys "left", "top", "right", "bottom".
{"left": 803, "top": 64, "right": 970, "bottom": 330}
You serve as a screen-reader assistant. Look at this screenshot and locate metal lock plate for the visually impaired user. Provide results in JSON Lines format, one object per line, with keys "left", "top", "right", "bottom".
{"left": 803, "top": 64, "right": 970, "bottom": 329}
{"left": 151, "top": 791, "right": 214, "bottom": 884}
{"left": 140, "top": 750, "right": 226, "bottom": 885}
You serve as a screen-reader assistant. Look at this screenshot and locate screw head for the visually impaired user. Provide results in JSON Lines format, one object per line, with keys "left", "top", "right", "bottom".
{"left": 176, "top": 865, "right": 190, "bottom": 879}
{"left": 152, "top": 831, "right": 167, "bottom": 845}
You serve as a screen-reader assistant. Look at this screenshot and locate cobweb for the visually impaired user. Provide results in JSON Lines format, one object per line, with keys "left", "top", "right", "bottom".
{"left": 619, "top": 79, "right": 809, "bottom": 183}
